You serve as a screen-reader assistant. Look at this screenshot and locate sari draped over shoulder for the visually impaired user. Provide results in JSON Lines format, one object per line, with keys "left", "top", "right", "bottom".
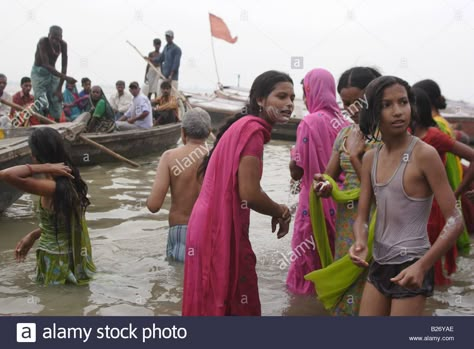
{"left": 182, "top": 115, "right": 272, "bottom": 316}
{"left": 36, "top": 200, "right": 95, "bottom": 285}
{"left": 286, "top": 68, "right": 350, "bottom": 295}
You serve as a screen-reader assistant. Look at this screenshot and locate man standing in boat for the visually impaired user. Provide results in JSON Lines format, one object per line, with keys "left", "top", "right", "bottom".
{"left": 31, "top": 25, "right": 76, "bottom": 122}
{"left": 158, "top": 30, "right": 182, "bottom": 96}
{"left": 144, "top": 38, "right": 162, "bottom": 100}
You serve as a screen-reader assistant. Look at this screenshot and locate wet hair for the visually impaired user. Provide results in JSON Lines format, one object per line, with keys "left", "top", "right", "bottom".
{"left": 28, "top": 128, "right": 89, "bottom": 240}
{"left": 198, "top": 70, "right": 293, "bottom": 177}
{"left": 81, "top": 77, "right": 91, "bottom": 85}
{"left": 359, "top": 76, "right": 416, "bottom": 141}
{"left": 412, "top": 87, "right": 437, "bottom": 129}
{"left": 49, "top": 25, "right": 62, "bottom": 35}
{"left": 413, "top": 79, "right": 447, "bottom": 110}
{"left": 21, "top": 77, "right": 31, "bottom": 85}
{"left": 153, "top": 38, "right": 161, "bottom": 45}
{"left": 337, "top": 67, "right": 381, "bottom": 94}
{"left": 182, "top": 107, "right": 211, "bottom": 139}
{"left": 160, "top": 80, "right": 172, "bottom": 89}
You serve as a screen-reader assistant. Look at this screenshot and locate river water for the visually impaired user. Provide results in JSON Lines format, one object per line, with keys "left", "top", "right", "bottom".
{"left": 0, "top": 140, "right": 473, "bottom": 316}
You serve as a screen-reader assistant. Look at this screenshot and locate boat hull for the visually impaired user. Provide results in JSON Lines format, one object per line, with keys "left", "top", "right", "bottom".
{"left": 0, "top": 123, "right": 181, "bottom": 212}
{"left": 68, "top": 123, "right": 181, "bottom": 166}
{"left": 0, "top": 137, "right": 31, "bottom": 212}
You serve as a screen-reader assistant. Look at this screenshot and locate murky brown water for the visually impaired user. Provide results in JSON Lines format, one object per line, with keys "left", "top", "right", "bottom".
{"left": 0, "top": 141, "right": 472, "bottom": 316}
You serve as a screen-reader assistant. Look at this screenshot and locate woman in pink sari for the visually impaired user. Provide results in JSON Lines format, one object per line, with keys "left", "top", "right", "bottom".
{"left": 287, "top": 68, "right": 350, "bottom": 295}
{"left": 182, "top": 71, "right": 294, "bottom": 316}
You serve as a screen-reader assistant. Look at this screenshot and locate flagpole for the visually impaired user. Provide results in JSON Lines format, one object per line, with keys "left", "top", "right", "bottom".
{"left": 210, "top": 35, "right": 221, "bottom": 87}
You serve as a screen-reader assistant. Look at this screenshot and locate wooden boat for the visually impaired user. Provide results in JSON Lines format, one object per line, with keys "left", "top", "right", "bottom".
{"left": 68, "top": 122, "right": 181, "bottom": 166}
{"left": 0, "top": 118, "right": 181, "bottom": 212}
{"left": 0, "top": 136, "right": 32, "bottom": 212}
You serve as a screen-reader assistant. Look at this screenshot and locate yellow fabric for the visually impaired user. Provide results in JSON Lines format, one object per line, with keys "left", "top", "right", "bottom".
{"left": 434, "top": 116, "right": 470, "bottom": 254}
{"left": 305, "top": 174, "right": 375, "bottom": 310}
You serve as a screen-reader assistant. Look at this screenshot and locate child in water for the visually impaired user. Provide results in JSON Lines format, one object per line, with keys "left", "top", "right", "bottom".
{"left": 349, "top": 76, "right": 463, "bottom": 316}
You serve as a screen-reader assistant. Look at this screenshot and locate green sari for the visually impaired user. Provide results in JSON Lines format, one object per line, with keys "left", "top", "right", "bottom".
{"left": 304, "top": 175, "right": 375, "bottom": 310}
{"left": 36, "top": 200, "right": 96, "bottom": 285}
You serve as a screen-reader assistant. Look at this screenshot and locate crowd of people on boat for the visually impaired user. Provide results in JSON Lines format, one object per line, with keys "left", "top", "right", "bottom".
{"left": 0, "top": 26, "right": 182, "bottom": 132}
{"left": 1, "top": 25, "right": 474, "bottom": 318}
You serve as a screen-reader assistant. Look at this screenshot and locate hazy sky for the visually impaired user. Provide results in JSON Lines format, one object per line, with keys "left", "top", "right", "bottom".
{"left": 1, "top": 0, "right": 473, "bottom": 101}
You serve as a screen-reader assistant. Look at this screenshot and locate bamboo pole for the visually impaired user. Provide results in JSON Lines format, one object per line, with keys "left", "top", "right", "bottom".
{"left": 0, "top": 98, "right": 140, "bottom": 167}
{"left": 126, "top": 40, "right": 217, "bottom": 141}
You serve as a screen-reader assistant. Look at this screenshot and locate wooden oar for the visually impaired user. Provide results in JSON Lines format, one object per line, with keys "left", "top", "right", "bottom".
{"left": 0, "top": 98, "right": 140, "bottom": 167}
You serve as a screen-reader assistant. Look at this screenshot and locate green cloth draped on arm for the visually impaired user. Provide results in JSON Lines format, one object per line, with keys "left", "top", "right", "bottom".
{"left": 435, "top": 117, "right": 470, "bottom": 254}
{"left": 304, "top": 174, "right": 375, "bottom": 310}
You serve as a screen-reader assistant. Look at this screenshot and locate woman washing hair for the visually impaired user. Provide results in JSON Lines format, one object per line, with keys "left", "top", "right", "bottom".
{"left": 0, "top": 127, "right": 95, "bottom": 285}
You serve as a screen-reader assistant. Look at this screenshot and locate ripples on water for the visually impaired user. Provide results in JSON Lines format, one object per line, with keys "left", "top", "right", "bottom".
{"left": 0, "top": 141, "right": 472, "bottom": 316}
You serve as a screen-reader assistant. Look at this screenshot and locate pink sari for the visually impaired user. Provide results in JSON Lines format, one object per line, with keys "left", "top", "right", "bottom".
{"left": 286, "top": 68, "right": 350, "bottom": 295}
{"left": 182, "top": 115, "right": 272, "bottom": 316}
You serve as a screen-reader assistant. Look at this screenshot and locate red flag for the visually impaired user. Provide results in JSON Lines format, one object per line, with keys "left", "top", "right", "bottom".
{"left": 209, "top": 13, "right": 238, "bottom": 44}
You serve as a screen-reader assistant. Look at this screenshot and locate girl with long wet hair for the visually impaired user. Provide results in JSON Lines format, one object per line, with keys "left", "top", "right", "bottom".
{"left": 350, "top": 76, "right": 463, "bottom": 315}
{"left": 0, "top": 127, "right": 95, "bottom": 285}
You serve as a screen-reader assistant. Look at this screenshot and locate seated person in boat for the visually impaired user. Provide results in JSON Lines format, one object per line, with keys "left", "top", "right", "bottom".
{"left": 78, "top": 77, "right": 92, "bottom": 112}
{"left": 63, "top": 81, "right": 86, "bottom": 121}
{"left": 0, "top": 73, "right": 12, "bottom": 120}
{"left": 147, "top": 107, "right": 211, "bottom": 262}
{"left": 152, "top": 80, "right": 179, "bottom": 126}
{"left": 86, "top": 86, "right": 116, "bottom": 133}
{"left": 116, "top": 82, "right": 153, "bottom": 130}
{"left": 109, "top": 80, "right": 133, "bottom": 120}
{"left": 9, "top": 77, "right": 36, "bottom": 126}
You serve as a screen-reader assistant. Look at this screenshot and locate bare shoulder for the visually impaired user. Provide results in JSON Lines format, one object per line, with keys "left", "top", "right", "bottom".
{"left": 362, "top": 148, "right": 376, "bottom": 163}
{"left": 38, "top": 37, "right": 48, "bottom": 47}
{"left": 413, "top": 140, "right": 439, "bottom": 164}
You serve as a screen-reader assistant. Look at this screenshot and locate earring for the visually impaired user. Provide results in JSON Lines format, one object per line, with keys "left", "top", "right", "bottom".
{"left": 259, "top": 105, "right": 263, "bottom": 113}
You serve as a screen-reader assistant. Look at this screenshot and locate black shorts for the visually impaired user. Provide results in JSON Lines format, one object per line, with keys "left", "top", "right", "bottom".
{"left": 367, "top": 260, "right": 434, "bottom": 299}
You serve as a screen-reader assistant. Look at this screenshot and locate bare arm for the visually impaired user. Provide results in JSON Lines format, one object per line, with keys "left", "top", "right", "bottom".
{"left": 15, "top": 228, "right": 41, "bottom": 262}
{"left": 147, "top": 152, "right": 170, "bottom": 213}
{"left": 57, "top": 41, "right": 68, "bottom": 93}
{"left": 289, "top": 160, "right": 303, "bottom": 181}
{"left": 0, "top": 163, "right": 72, "bottom": 197}
{"left": 312, "top": 150, "right": 342, "bottom": 197}
{"left": 346, "top": 127, "right": 366, "bottom": 179}
{"left": 418, "top": 146, "right": 463, "bottom": 271}
{"left": 349, "top": 150, "right": 375, "bottom": 267}
{"left": 239, "top": 156, "right": 284, "bottom": 217}
{"left": 130, "top": 111, "right": 149, "bottom": 123}
{"left": 391, "top": 145, "right": 463, "bottom": 288}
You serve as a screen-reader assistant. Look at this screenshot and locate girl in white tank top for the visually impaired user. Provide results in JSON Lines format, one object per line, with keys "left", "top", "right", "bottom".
{"left": 349, "top": 76, "right": 464, "bottom": 316}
